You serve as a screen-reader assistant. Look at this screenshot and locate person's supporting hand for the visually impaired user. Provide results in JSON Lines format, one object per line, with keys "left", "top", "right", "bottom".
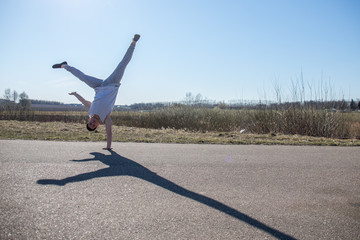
{"left": 69, "top": 92, "right": 77, "bottom": 95}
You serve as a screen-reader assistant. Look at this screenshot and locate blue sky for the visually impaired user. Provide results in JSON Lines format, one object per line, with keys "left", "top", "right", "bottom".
{"left": 0, "top": 0, "right": 359, "bottom": 105}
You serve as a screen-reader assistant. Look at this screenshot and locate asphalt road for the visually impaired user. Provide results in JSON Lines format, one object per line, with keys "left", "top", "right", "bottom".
{"left": 0, "top": 140, "right": 359, "bottom": 240}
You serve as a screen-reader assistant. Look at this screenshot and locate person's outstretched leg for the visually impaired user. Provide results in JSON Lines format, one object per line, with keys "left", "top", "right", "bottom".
{"left": 53, "top": 61, "right": 103, "bottom": 89}
{"left": 102, "top": 34, "right": 140, "bottom": 86}
{"left": 64, "top": 64, "right": 103, "bottom": 89}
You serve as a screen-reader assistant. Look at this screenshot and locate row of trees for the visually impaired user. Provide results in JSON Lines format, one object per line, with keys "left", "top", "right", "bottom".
{"left": 1, "top": 89, "right": 360, "bottom": 112}
{"left": 2, "top": 89, "right": 31, "bottom": 109}
{"left": 350, "top": 99, "right": 360, "bottom": 111}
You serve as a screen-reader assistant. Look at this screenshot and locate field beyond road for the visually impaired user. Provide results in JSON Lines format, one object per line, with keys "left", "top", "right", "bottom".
{"left": 1, "top": 140, "right": 359, "bottom": 239}
{"left": 1, "top": 120, "right": 360, "bottom": 146}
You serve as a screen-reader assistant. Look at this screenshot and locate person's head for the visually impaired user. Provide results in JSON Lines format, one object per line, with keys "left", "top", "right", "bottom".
{"left": 86, "top": 116, "right": 99, "bottom": 131}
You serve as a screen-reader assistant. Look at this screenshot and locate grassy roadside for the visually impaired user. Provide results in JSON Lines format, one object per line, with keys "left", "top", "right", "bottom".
{"left": 1, "top": 120, "right": 360, "bottom": 146}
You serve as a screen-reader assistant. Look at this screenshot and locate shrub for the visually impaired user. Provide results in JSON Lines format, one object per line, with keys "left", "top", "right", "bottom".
{"left": 0, "top": 105, "right": 358, "bottom": 139}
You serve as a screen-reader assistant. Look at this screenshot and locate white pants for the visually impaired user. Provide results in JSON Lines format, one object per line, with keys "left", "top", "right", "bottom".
{"left": 65, "top": 44, "right": 135, "bottom": 88}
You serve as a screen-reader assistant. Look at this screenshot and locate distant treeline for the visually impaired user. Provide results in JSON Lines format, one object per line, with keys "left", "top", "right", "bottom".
{"left": 117, "top": 99, "right": 360, "bottom": 112}
{"left": 2, "top": 88, "right": 359, "bottom": 112}
{"left": 30, "top": 99, "right": 66, "bottom": 105}
{"left": 0, "top": 98, "right": 360, "bottom": 112}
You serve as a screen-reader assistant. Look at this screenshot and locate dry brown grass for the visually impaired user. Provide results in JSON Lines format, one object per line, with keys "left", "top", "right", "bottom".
{"left": 1, "top": 120, "right": 359, "bottom": 146}
{"left": 2, "top": 106, "right": 360, "bottom": 139}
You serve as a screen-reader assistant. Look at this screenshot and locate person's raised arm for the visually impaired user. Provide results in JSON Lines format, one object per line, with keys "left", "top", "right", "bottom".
{"left": 69, "top": 92, "right": 91, "bottom": 111}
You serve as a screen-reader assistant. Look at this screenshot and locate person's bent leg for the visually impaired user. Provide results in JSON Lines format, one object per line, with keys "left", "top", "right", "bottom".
{"left": 102, "top": 43, "right": 136, "bottom": 86}
{"left": 64, "top": 64, "right": 103, "bottom": 89}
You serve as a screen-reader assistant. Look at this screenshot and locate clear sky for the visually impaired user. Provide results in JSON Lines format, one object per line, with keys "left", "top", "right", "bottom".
{"left": 0, "top": 0, "right": 359, "bottom": 105}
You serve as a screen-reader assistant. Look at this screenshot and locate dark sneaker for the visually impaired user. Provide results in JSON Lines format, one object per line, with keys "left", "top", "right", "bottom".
{"left": 52, "top": 61, "right": 67, "bottom": 69}
{"left": 133, "top": 34, "right": 140, "bottom": 42}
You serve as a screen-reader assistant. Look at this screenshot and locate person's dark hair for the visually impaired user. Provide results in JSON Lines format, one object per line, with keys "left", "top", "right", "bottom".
{"left": 86, "top": 123, "right": 97, "bottom": 131}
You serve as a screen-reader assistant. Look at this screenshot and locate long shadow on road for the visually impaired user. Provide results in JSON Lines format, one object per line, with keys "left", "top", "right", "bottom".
{"left": 37, "top": 150, "right": 296, "bottom": 240}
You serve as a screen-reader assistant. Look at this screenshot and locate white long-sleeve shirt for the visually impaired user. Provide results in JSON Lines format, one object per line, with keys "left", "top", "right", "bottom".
{"left": 89, "top": 85, "right": 119, "bottom": 122}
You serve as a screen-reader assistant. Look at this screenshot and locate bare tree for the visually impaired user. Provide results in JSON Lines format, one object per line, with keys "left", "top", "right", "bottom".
{"left": 195, "top": 93, "right": 203, "bottom": 104}
{"left": 12, "top": 90, "right": 18, "bottom": 103}
{"left": 185, "top": 92, "right": 194, "bottom": 105}
{"left": 350, "top": 99, "right": 356, "bottom": 111}
{"left": 273, "top": 80, "right": 282, "bottom": 104}
{"left": 4, "top": 89, "right": 11, "bottom": 100}
{"left": 19, "top": 92, "right": 29, "bottom": 100}
{"left": 19, "top": 91, "right": 31, "bottom": 110}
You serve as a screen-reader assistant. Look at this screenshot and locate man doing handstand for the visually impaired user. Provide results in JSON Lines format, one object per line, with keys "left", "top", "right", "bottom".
{"left": 52, "top": 34, "right": 140, "bottom": 150}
